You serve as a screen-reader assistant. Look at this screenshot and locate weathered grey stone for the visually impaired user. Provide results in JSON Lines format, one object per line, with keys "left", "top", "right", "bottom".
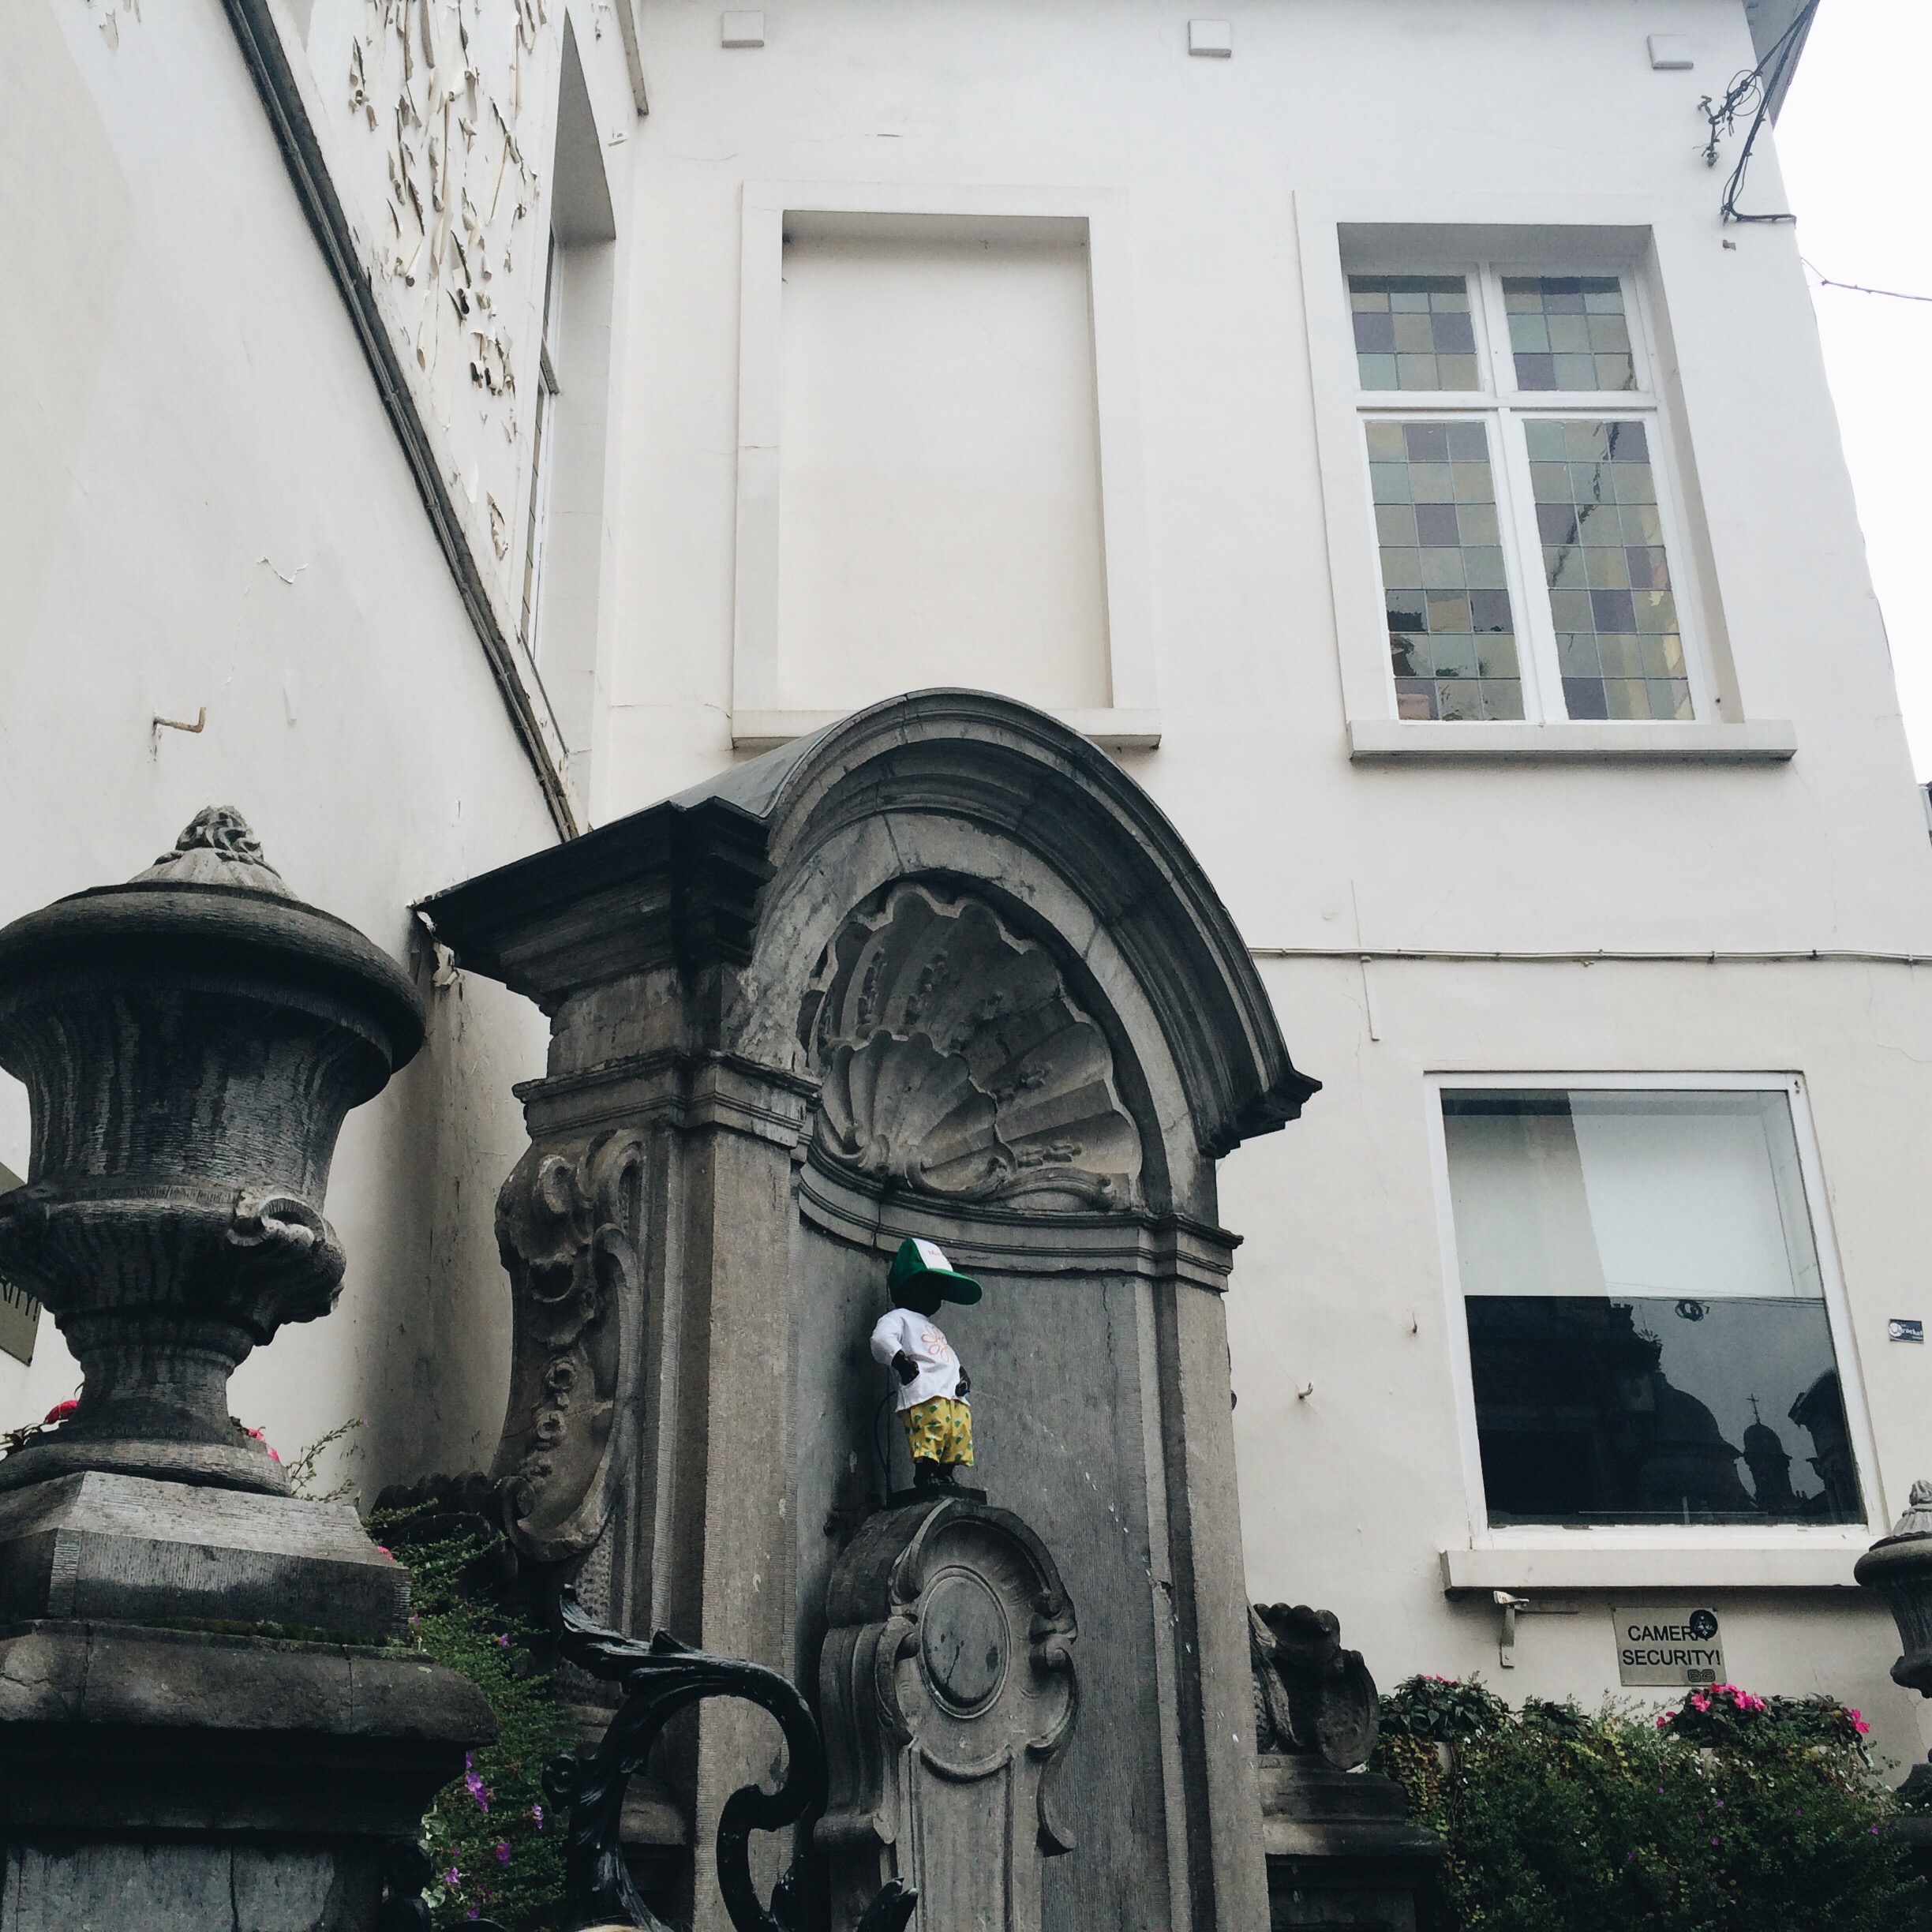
{"left": 0, "top": 1621, "right": 494, "bottom": 1837}
{"left": 423, "top": 693, "right": 1320, "bottom": 1931}
{"left": 0, "top": 1471, "right": 406, "bottom": 1638}
{"left": 1248, "top": 1603, "right": 1446, "bottom": 1930}
{"left": 0, "top": 1841, "right": 373, "bottom": 1932}
{"left": 817, "top": 1496, "right": 1077, "bottom": 1932}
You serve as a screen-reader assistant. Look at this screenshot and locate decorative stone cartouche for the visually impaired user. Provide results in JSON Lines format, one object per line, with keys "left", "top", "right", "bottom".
{"left": 0, "top": 808, "right": 424, "bottom": 1494}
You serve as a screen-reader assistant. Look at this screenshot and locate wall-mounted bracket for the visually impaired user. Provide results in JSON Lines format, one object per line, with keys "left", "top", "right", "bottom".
{"left": 1492, "top": 1589, "right": 1578, "bottom": 1668}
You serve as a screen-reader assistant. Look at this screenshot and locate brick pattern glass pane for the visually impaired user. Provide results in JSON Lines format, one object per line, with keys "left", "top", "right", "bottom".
{"left": 1369, "top": 420, "right": 1522, "bottom": 721}
{"left": 1527, "top": 419, "right": 1690, "bottom": 721}
{"left": 1350, "top": 274, "right": 1479, "bottom": 391}
{"left": 1503, "top": 275, "right": 1636, "bottom": 392}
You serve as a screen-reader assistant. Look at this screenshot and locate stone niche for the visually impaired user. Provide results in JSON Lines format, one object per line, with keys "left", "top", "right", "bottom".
{"left": 423, "top": 691, "right": 1319, "bottom": 1932}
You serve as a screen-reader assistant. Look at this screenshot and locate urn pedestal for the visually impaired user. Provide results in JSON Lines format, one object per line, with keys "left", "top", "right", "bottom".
{"left": 0, "top": 811, "right": 492, "bottom": 1932}
{"left": 1249, "top": 1604, "right": 1447, "bottom": 1931}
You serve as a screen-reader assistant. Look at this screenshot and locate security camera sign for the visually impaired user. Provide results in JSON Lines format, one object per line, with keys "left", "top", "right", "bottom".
{"left": 1613, "top": 1606, "right": 1724, "bottom": 1687}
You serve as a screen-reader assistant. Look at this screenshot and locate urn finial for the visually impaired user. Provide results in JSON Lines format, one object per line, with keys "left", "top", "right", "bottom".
{"left": 133, "top": 805, "right": 292, "bottom": 894}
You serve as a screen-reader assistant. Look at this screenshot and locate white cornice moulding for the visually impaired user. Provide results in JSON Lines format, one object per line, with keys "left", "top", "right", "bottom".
{"left": 732, "top": 709, "right": 1163, "bottom": 753}
{"left": 1349, "top": 719, "right": 1796, "bottom": 763}
{"left": 1440, "top": 1544, "right": 1863, "bottom": 1594}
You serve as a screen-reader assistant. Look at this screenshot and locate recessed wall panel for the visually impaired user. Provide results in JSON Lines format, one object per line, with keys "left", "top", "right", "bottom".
{"left": 777, "top": 224, "right": 1111, "bottom": 711}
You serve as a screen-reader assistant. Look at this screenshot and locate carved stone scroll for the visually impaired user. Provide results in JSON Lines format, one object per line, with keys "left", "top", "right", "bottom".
{"left": 490, "top": 1130, "right": 646, "bottom": 1565}
{"left": 1249, "top": 1601, "right": 1379, "bottom": 1770}
{"left": 817, "top": 1496, "right": 1079, "bottom": 1932}
{"left": 799, "top": 883, "right": 1141, "bottom": 1212}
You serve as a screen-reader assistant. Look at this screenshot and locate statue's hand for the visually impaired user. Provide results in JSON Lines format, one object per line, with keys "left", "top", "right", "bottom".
{"left": 954, "top": 1368, "right": 971, "bottom": 1398}
{"left": 893, "top": 1350, "right": 919, "bottom": 1387}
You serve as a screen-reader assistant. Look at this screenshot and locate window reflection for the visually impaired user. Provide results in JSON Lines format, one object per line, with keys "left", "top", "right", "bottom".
{"left": 1443, "top": 1090, "right": 1862, "bottom": 1528}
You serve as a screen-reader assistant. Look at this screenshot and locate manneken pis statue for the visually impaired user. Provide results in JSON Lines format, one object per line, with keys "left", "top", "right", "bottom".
{"left": 870, "top": 1237, "right": 981, "bottom": 1492}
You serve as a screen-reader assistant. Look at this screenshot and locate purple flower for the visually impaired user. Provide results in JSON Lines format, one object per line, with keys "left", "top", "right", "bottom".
{"left": 531, "top": 1803, "right": 545, "bottom": 1828}
{"left": 497, "top": 1632, "right": 510, "bottom": 1648}
{"left": 464, "top": 1769, "right": 491, "bottom": 1813}
{"left": 442, "top": 1865, "right": 461, "bottom": 1889}
{"left": 496, "top": 1840, "right": 511, "bottom": 1866}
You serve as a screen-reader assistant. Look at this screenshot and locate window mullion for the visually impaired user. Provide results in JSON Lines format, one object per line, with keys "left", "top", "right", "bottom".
{"left": 1493, "top": 406, "right": 1560, "bottom": 723}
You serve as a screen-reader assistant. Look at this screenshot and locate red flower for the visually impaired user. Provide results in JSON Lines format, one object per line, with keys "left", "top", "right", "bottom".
{"left": 42, "top": 1398, "right": 77, "bottom": 1424}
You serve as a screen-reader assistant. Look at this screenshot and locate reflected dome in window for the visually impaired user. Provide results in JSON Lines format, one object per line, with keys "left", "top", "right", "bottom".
{"left": 1441, "top": 1088, "right": 1862, "bottom": 1528}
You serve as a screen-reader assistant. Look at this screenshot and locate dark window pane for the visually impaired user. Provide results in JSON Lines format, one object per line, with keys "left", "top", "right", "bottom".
{"left": 1467, "top": 1297, "right": 1859, "bottom": 1526}
{"left": 1354, "top": 312, "right": 1396, "bottom": 355}
{"left": 1413, "top": 503, "right": 1461, "bottom": 546}
{"left": 1469, "top": 590, "right": 1514, "bottom": 633}
{"left": 1404, "top": 421, "right": 1451, "bottom": 462}
{"left": 1515, "top": 353, "right": 1557, "bottom": 391}
{"left": 1563, "top": 676, "right": 1609, "bottom": 719}
{"left": 1590, "top": 588, "right": 1637, "bottom": 631}
{"left": 1537, "top": 503, "right": 1579, "bottom": 545}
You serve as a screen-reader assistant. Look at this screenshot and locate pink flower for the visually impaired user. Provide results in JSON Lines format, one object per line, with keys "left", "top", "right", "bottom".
{"left": 1852, "top": 1712, "right": 1871, "bottom": 1735}
{"left": 373, "top": 1545, "right": 394, "bottom": 1560}
{"left": 1690, "top": 1694, "right": 1709, "bottom": 1713}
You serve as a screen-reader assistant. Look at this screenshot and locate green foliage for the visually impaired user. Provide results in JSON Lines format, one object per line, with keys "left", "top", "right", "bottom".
{"left": 368, "top": 1501, "right": 571, "bottom": 1931}
{"left": 1371, "top": 1675, "right": 1923, "bottom": 1932}
{"left": 283, "top": 1416, "right": 364, "bottom": 1502}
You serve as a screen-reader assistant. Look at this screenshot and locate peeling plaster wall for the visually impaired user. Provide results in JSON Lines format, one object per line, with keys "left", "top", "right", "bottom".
{"left": 0, "top": 0, "right": 575, "bottom": 1500}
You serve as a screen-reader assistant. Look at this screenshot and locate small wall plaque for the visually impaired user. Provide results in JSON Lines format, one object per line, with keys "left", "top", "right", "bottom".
{"left": 1612, "top": 1605, "right": 1724, "bottom": 1687}
{"left": 1890, "top": 1319, "right": 1924, "bottom": 1343}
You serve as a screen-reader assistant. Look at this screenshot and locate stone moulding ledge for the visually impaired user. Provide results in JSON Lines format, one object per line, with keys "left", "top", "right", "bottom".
{"left": 796, "top": 1156, "right": 1238, "bottom": 1289}
{"left": 512, "top": 1046, "right": 821, "bottom": 1144}
{"left": 1440, "top": 1544, "right": 1866, "bottom": 1594}
{"left": 732, "top": 708, "right": 1164, "bottom": 752}
{"left": 1347, "top": 718, "right": 1796, "bottom": 762}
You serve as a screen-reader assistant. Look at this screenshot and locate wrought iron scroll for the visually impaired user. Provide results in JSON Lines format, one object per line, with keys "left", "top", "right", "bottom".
{"left": 543, "top": 1589, "right": 918, "bottom": 1932}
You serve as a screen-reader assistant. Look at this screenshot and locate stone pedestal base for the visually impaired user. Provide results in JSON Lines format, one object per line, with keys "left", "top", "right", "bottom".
{"left": 1258, "top": 1755, "right": 1446, "bottom": 1932}
{"left": 0, "top": 1616, "right": 492, "bottom": 1930}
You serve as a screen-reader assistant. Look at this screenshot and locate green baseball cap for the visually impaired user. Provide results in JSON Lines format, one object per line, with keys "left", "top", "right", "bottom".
{"left": 887, "top": 1236, "right": 983, "bottom": 1305}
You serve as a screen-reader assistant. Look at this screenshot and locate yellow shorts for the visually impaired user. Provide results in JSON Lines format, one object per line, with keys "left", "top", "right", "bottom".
{"left": 901, "top": 1395, "right": 974, "bottom": 1466}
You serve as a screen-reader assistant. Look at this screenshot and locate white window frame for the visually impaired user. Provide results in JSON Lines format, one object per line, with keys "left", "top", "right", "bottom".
{"left": 519, "top": 230, "right": 562, "bottom": 663}
{"left": 1424, "top": 1071, "right": 1882, "bottom": 1552}
{"left": 1355, "top": 261, "right": 1717, "bottom": 728}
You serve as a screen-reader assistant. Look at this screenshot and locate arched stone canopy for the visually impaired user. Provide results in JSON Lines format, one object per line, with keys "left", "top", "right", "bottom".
{"left": 420, "top": 691, "right": 1314, "bottom": 1932}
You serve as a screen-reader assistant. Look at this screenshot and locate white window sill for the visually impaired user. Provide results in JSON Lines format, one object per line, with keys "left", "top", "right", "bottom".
{"left": 1349, "top": 719, "right": 1796, "bottom": 763}
{"left": 732, "top": 707, "right": 1163, "bottom": 753}
{"left": 1440, "top": 1543, "right": 1868, "bottom": 1597}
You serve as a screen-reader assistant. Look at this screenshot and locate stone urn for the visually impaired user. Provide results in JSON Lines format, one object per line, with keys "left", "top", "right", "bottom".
{"left": 0, "top": 806, "right": 422, "bottom": 1493}
{"left": 1856, "top": 1480, "right": 1932, "bottom": 1696}
{"left": 0, "top": 811, "right": 492, "bottom": 1932}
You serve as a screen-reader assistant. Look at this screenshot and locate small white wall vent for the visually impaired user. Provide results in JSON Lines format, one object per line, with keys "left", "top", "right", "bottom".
{"left": 722, "top": 11, "right": 766, "bottom": 48}
{"left": 1189, "top": 20, "right": 1233, "bottom": 57}
{"left": 1647, "top": 33, "right": 1694, "bottom": 69}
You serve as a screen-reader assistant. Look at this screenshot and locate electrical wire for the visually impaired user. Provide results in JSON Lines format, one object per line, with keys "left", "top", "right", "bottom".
{"left": 1699, "top": 0, "right": 1822, "bottom": 225}
{"left": 1249, "top": 946, "right": 1932, "bottom": 968}
{"left": 1802, "top": 258, "right": 1932, "bottom": 305}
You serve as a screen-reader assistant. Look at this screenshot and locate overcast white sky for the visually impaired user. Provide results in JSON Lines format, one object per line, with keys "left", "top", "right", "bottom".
{"left": 1777, "top": 1, "right": 1932, "bottom": 778}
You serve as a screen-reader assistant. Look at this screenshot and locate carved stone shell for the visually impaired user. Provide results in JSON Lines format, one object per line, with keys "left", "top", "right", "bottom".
{"left": 800, "top": 885, "right": 1141, "bottom": 1212}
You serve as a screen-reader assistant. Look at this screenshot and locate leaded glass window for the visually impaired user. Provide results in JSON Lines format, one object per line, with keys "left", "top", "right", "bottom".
{"left": 1351, "top": 260, "right": 1703, "bottom": 728}
{"left": 1367, "top": 421, "right": 1521, "bottom": 721}
{"left": 1502, "top": 275, "right": 1637, "bottom": 392}
{"left": 1350, "top": 274, "right": 1478, "bottom": 391}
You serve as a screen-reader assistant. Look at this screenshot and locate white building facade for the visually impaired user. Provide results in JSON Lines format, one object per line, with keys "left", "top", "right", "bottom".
{"left": 8, "top": 0, "right": 1932, "bottom": 1786}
